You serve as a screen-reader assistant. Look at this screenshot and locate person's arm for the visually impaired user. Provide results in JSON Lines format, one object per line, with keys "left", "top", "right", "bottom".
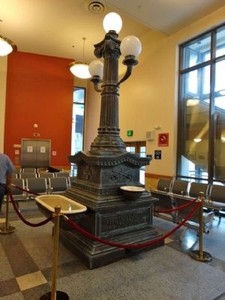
{"left": 6, "top": 173, "right": 13, "bottom": 188}
{"left": 6, "top": 157, "right": 15, "bottom": 189}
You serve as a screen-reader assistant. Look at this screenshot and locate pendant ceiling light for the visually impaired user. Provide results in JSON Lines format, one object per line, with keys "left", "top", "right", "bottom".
{"left": 0, "top": 35, "right": 17, "bottom": 56}
{"left": 70, "top": 37, "right": 91, "bottom": 79}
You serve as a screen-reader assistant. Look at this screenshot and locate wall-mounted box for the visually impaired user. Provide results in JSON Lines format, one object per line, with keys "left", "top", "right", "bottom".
{"left": 146, "top": 130, "right": 155, "bottom": 141}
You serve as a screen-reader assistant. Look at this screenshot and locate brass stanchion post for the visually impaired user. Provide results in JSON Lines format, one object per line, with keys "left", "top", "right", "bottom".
{"left": 40, "top": 206, "right": 69, "bottom": 300}
{"left": 51, "top": 206, "right": 60, "bottom": 300}
{"left": 0, "top": 193, "right": 15, "bottom": 234}
{"left": 189, "top": 192, "right": 212, "bottom": 262}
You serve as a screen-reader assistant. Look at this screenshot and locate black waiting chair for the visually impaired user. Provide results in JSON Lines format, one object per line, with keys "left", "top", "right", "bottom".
{"left": 188, "top": 182, "right": 209, "bottom": 198}
{"left": 156, "top": 178, "right": 172, "bottom": 192}
{"left": 20, "top": 172, "right": 38, "bottom": 179}
{"left": 11, "top": 173, "right": 18, "bottom": 179}
{"left": 26, "top": 177, "right": 48, "bottom": 198}
{"left": 48, "top": 177, "right": 68, "bottom": 194}
{"left": 9, "top": 178, "right": 27, "bottom": 202}
{"left": 39, "top": 172, "right": 55, "bottom": 178}
{"left": 21, "top": 167, "right": 37, "bottom": 173}
{"left": 205, "top": 184, "right": 225, "bottom": 221}
{"left": 38, "top": 172, "right": 55, "bottom": 185}
{"left": 171, "top": 179, "right": 189, "bottom": 196}
{"left": 208, "top": 184, "right": 225, "bottom": 204}
{"left": 151, "top": 178, "right": 174, "bottom": 221}
{"left": 55, "top": 172, "right": 71, "bottom": 187}
{"left": 173, "top": 182, "right": 214, "bottom": 240}
{"left": 5, "top": 178, "right": 28, "bottom": 210}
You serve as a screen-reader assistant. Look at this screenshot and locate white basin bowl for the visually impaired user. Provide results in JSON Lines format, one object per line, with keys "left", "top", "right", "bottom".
{"left": 120, "top": 186, "right": 145, "bottom": 200}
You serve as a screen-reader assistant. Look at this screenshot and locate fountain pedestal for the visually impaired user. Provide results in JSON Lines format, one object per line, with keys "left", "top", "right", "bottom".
{"left": 61, "top": 151, "right": 163, "bottom": 269}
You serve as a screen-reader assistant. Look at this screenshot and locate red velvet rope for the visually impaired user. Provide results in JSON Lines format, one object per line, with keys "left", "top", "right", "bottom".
{"left": 9, "top": 184, "right": 202, "bottom": 250}
{"left": 8, "top": 189, "right": 53, "bottom": 227}
{"left": 64, "top": 202, "right": 201, "bottom": 249}
{"left": 154, "top": 198, "right": 197, "bottom": 214}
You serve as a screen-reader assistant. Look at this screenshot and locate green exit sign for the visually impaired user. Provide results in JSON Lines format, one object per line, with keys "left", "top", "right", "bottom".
{"left": 127, "top": 130, "right": 133, "bottom": 137}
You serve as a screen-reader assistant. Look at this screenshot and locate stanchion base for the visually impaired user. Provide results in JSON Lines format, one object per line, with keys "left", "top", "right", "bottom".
{"left": 189, "top": 250, "right": 212, "bottom": 262}
{"left": 0, "top": 225, "right": 16, "bottom": 234}
{"left": 40, "top": 291, "right": 69, "bottom": 300}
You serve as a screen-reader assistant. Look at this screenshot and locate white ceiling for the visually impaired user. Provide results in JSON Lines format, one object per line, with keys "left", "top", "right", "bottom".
{"left": 0, "top": 0, "right": 225, "bottom": 63}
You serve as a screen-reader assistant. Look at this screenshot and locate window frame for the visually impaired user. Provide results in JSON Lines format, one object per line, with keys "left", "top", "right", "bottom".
{"left": 71, "top": 86, "right": 86, "bottom": 156}
{"left": 177, "top": 23, "right": 225, "bottom": 184}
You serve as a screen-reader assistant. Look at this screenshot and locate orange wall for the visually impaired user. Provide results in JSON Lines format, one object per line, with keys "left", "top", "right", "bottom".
{"left": 4, "top": 51, "right": 74, "bottom": 167}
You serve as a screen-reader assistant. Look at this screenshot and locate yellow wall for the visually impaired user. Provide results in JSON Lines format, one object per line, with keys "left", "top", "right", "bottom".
{"left": 84, "top": 5, "right": 225, "bottom": 179}
{"left": 1, "top": 6, "right": 225, "bottom": 173}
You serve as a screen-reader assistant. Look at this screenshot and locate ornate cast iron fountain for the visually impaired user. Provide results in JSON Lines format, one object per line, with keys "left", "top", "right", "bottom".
{"left": 62, "top": 12, "right": 163, "bottom": 269}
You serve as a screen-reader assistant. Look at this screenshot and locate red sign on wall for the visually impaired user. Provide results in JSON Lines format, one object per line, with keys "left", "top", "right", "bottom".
{"left": 158, "top": 133, "right": 169, "bottom": 147}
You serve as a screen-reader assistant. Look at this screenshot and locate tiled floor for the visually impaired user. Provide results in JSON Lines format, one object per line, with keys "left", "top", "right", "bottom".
{"left": 0, "top": 201, "right": 225, "bottom": 300}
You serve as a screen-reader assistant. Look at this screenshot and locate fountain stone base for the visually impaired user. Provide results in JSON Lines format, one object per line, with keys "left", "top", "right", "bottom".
{"left": 62, "top": 151, "right": 164, "bottom": 269}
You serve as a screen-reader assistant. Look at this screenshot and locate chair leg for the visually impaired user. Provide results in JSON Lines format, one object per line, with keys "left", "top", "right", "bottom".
{"left": 217, "top": 210, "right": 221, "bottom": 224}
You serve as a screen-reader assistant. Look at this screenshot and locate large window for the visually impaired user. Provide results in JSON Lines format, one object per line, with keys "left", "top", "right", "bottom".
{"left": 177, "top": 24, "right": 225, "bottom": 184}
{"left": 71, "top": 87, "right": 85, "bottom": 155}
{"left": 125, "top": 141, "right": 146, "bottom": 184}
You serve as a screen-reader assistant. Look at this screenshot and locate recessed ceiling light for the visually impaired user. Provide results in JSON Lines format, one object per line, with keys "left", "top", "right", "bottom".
{"left": 85, "top": 0, "right": 105, "bottom": 14}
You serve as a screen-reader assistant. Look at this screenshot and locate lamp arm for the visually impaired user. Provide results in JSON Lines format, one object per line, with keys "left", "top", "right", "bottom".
{"left": 91, "top": 76, "right": 103, "bottom": 93}
{"left": 93, "top": 83, "right": 103, "bottom": 93}
{"left": 118, "top": 65, "right": 133, "bottom": 85}
{"left": 118, "top": 55, "right": 138, "bottom": 86}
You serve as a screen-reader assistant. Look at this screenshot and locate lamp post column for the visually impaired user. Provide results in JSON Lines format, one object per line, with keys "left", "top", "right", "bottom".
{"left": 90, "top": 31, "right": 126, "bottom": 156}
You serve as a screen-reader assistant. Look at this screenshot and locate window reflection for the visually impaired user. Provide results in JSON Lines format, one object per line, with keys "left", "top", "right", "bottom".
{"left": 125, "top": 142, "right": 146, "bottom": 184}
